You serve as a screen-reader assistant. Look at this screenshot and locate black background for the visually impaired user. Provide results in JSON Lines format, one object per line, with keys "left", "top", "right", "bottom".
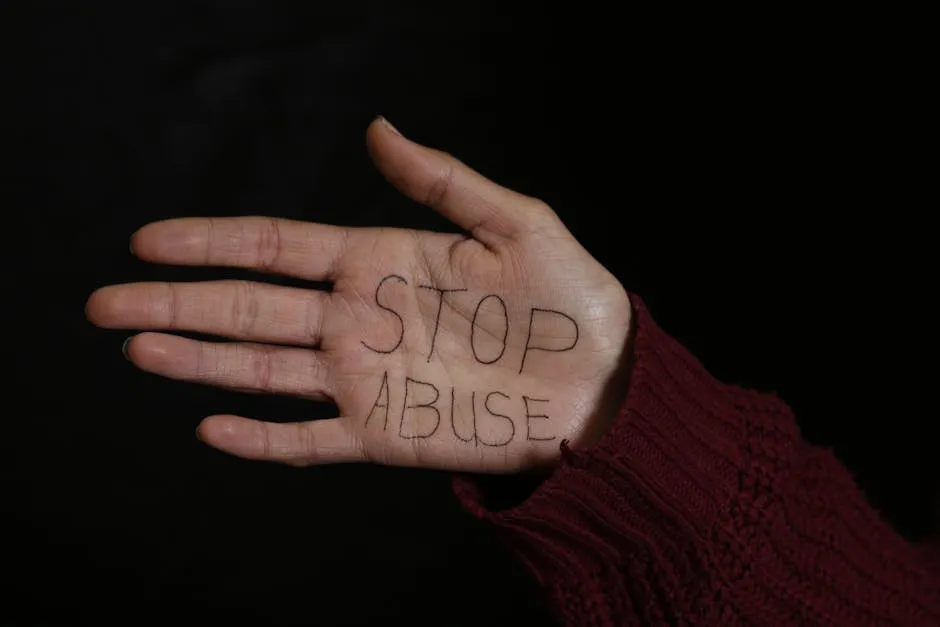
{"left": 4, "top": 4, "right": 935, "bottom": 625}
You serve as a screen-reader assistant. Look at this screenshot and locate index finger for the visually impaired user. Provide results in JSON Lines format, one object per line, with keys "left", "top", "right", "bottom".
{"left": 131, "top": 217, "right": 350, "bottom": 282}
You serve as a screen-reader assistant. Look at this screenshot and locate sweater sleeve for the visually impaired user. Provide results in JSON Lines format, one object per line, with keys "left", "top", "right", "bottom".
{"left": 452, "top": 296, "right": 940, "bottom": 626}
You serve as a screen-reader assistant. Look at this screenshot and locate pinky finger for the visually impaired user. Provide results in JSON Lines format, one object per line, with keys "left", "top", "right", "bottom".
{"left": 197, "top": 415, "right": 363, "bottom": 466}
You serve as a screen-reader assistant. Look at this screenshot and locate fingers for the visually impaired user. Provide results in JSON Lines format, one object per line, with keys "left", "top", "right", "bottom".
{"left": 124, "top": 333, "right": 332, "bottom": 400}
{"left": 197, "top": 415, "right": 363, "bottom": 466}
{"left": 87, "top": 280, "right": 326, "bottom": 345}
{"left": 131, "top": 217, "right": 350, "bottom": 282}
{"left": 366, "top": 117, "right": 556, "bottom": 247}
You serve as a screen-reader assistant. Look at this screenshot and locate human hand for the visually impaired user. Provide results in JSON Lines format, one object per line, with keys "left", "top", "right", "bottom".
{"left": 86, "top": 118, "right": 632, "bottom": 472}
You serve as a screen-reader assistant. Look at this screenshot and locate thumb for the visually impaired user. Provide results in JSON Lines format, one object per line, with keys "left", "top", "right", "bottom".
{"left": 366, "top": 116, "right": 554, "bottom": 247}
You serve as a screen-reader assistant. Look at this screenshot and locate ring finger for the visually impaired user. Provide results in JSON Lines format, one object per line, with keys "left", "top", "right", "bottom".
{"left": 125, "top": 332, "right": 333, "bottom": 400}
{"left": 87, "top": 280, "right": 327, "bottom": 346}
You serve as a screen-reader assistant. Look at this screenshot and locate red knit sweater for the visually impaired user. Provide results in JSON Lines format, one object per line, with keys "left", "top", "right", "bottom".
{"left": 454, "top": 297, "right": 940, "bottom": 626}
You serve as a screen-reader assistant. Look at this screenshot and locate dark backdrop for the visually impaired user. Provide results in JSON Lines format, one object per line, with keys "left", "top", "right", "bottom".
{"left": 4, "top": 4, "right": 934, "bottom": 625}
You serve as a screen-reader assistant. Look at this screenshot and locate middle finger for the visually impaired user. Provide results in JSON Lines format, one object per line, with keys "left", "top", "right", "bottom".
{"left": 87, "top": 280, "right": 327, "bottom": 346}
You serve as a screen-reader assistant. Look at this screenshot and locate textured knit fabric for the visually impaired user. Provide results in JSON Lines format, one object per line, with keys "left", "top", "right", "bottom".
{"left": 453, "top": 296, "right": 940, "bottom": 626}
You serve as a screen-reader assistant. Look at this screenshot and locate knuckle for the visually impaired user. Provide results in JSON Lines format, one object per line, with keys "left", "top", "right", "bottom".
{"left": 529, "top": 197, "right": 553, "bottom": 215}
{"left": 230, "top": 280, "right": 261, "bottom": 336}
{"left": 350, "top": 433, "right": 367, "bottom": 463}
{"left": 362, "top": 438, "right": 390, "bottom": 466}
{"left": 425, "top": 161, "right": 455, "bottom": 209}
{"left": 526, "top": 197, "right": 556, "bottom": 224}
{"left": 304, "top": 354, "right": 330, "bottom": 390}
{"left": 304, "top": 294, "right": 324, "bottom": 343}
{"left": 258, "top": 422, "right": 273, "bottom": 460}
{"left": 293, "top": 424, "right": 316, "bottom": 463}
{"left": 255, "top": 218, "right": 283, "bottom": 271}
{"left": 163, "top": 282, "right": 181, "bottom": 328}
{"left": 249, "top": 344, "right": 277, "bottom": 393}
{"left": 204, "top": 218, "right": 216, "bottom": 265}
{"left": 523, "top": 198, "right": 565, "bottom": 238}
{"left": 193, "top": 340, "right": 214, "bottom": 378}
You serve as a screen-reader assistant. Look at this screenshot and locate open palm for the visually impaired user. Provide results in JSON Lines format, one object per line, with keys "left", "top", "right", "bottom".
{"left": 86, "top": 119, "right": 632, "bottom": 472}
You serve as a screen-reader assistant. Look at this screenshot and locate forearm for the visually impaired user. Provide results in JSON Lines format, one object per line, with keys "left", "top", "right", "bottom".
{"left": 454, "top": 296, "right": 940, "bottom": 626}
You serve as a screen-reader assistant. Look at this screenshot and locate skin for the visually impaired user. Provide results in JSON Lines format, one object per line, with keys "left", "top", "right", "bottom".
{"left": 86, "top": 118, "right": 633, "bottom": 473}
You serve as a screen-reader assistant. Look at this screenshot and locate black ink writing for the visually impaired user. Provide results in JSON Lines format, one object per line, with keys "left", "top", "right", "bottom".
{"left": 364, "top": 371, "right": 391, "bottom": 430}
{"left": 450, "top": 387, "right": 477, "bottom": 445}
{"left": 519, "top": 308, "right": 580, "bottom": 374}
{"left": 478, "top": 391, "right": 515, "bottom": 447}
{"left": 522, "top": 395, "right": 555, "bottom": 441}
{"left": 363, "top": 275, "right": 580, "bottom": 374}
{"left": 399, "top": 377, "right": 441, "bottom": 439}
{"left": 419, "top": 285, "right": 467, "bottom": 362}
{"left": 364, "top": 373, "right": 555, "bottom": 445}
{"left": 361, "top": 274, "right": 408, "bottom": 354}
{"left": 470, "top": 294, "right": 509, "bottom": 365}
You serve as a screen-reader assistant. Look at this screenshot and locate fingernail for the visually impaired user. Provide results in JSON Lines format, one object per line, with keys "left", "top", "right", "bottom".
{"left": 378, "top": 115, "right": 402, "bottom": 137}
{"left": 122, "top": 337, "right": 131, "bottom": 359}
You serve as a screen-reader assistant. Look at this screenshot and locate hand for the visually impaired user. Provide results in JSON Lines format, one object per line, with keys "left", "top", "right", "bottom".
{"left": 86, "top": 118, "right": 632, "bottom": 473}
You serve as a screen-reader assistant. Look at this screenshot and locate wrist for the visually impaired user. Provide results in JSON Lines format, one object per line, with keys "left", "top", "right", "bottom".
{"left": 575, "top": 294, "right": 636, "bottom": 450}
